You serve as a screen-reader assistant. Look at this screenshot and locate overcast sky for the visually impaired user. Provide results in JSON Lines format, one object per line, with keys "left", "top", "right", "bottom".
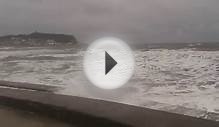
{"left": 0, "top": 0, "right": 219, "bottom": 43}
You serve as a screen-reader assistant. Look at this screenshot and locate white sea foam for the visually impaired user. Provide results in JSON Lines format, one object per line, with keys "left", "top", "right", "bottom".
{"left": 0, "top": 47, "right": 218, "bottom": 120}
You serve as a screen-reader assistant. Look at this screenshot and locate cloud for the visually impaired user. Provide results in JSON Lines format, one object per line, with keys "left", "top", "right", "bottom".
{"left": 0, "top": 0, "right": 219, "bottom": 43}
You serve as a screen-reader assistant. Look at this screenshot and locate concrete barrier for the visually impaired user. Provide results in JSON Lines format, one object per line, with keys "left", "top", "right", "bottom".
{"left": 0, "top": 81, "right": 218, "bottom": 127}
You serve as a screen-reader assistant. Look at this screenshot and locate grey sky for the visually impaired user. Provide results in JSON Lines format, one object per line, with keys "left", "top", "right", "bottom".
{"left": 0, "top": 0, "right": 219, "bottom": 43}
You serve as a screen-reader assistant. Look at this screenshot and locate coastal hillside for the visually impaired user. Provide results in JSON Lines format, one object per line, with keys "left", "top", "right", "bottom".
{"left": 0, "top": 32, "right": 77, "bottom": 46}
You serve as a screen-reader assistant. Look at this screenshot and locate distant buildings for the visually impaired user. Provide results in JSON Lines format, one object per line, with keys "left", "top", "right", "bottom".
{"left": 0, "top": 32, "right": 77, "bottom": 46}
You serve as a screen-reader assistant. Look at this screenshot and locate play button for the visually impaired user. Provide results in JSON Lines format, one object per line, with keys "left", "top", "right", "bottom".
{"left": 83, "top": 37, "right": 135, "bottom": 89}
{"left": 105, "top": 51, "right": 117, "bottom": 75}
